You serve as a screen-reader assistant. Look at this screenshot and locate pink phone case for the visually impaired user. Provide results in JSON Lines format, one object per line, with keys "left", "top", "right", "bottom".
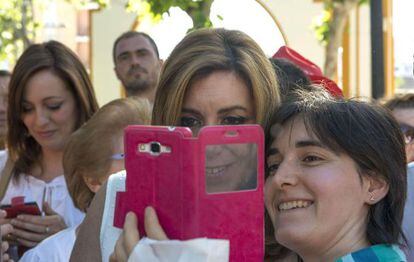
{"left": 114, "top": 125, "right": 264, "bottom": 261}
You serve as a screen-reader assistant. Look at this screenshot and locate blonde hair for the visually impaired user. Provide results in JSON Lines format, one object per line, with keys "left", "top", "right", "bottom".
{"left": 63, "top": 97, "right": 151, "bottom": 211}
{"left": 152, "top": 28, "right": 280, "bottom": 131}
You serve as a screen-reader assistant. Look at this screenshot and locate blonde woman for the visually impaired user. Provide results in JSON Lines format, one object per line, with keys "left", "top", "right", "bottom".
{"left": 72, "top": 27, "right": 281, "bottom": 261}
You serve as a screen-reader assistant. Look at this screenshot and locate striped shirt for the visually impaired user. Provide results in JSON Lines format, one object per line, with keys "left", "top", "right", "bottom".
{"left": 335, "top": 244, "right": 407, "bottom": 262}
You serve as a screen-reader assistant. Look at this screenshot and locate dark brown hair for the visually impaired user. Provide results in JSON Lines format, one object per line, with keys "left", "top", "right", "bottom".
{"left": 113, "top": 31, "right": 159, "bottom": 63}
{"left": 383, "top": 93, "right": 414, "bottom": 111}
{"left": 7, "top": 40, "right": 99, "bottom": 176}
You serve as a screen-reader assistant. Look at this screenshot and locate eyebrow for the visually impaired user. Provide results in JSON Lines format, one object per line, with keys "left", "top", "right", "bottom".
{"left": 267, "top": 140, "right": 326, "bottom": 157}
{"left": 267, "top": 147, "right": 279, "bottom": 156}
{"left": 181, "top": 105, "right": 249, "bottom": 115}
{"left": 217, "top": 106, "right": 249, "bottom": 115}
{"left": 117, "top": 48, "right": 150, "bottom": 59}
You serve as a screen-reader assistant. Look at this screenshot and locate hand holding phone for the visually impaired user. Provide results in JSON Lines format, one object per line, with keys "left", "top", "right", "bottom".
{"left": 0, "top": 196, "right": 41, "bottom": 219}
{"left": 111, "top": 125, "right": 264, "bottom": 262}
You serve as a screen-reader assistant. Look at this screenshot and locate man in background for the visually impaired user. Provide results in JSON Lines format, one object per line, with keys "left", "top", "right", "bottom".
{"left": 384, "top": 93, "right": 414, "bottom": 261}
{"left": 113, "top": 31, "right": 162, "bottom": 103}
{"left": 0, "top": 70, "right": 10, "bottom": 149}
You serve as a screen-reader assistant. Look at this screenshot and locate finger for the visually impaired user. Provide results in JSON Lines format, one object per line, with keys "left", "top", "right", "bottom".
{"left": 15, "top": 237, "right": 38, "bottom": 248}
{"left": 123, "top": 212, "right": 140, "bottom": 256}
{"left": 16, "top": 213, "right": 65, "bottom": 228}
{"left": 114, "top": 230, "right": 128, "bottom": 262}
{"left": 2, "top": 253, "right": 10, "bottom": 261}
{"left": 109, "top": 253, "right": 117, "bottom": 262}
{"left": 0, "top": 209, "right": 6, "bottom": 219}
{"left": 12, "top": 228, "right": 45, "bottom": 242}
{"left": 0, "top": 209, "right": 9, "bottom": 225}
{"left": 144, "top": 207, "right": 168, "bottom": 240}
{"left": 42, "top": 202, "right": 58, "bottom": 216}
{"left": 15, "top": 214, "right": 47, "bottom": 226}
{"left": 2, "top": 240, "right": 9, "bottom": 253}
{"left": 1, "top": 223, "right": 13, "bottom": 236}
{"left": 10, "top": 219, "right": 45, "bottom": 234}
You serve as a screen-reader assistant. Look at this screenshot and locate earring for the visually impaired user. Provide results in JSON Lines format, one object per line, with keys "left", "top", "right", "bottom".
{"left": 369, "top": 192, "right": 375, "bottom": 201}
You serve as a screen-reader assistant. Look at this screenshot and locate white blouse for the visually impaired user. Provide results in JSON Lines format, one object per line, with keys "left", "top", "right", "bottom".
{"left": 19, "top": 224, "right": 79, "bottom": 262}
{"left": 0, "top": 151, "right": 84, "bottom": 227}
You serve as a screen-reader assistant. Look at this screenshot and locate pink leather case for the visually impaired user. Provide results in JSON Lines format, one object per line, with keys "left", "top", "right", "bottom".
{"left": 114, "top": 125, "right": 264, "bottom": 261}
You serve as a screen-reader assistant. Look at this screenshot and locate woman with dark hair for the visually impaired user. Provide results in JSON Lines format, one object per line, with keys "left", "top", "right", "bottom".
{"left": 265, "top": 90, "right": 407, "bottom": 261}
{"left": 0, "top": 40, "right": 99, "bottom": 251}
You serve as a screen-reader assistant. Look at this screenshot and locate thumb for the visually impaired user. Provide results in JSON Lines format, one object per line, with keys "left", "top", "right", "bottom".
{"left": 123, "top": 212, "right": 140, "bottom": 256}
{"left": 43, "top": 202, "right": 58, "bottom": 216}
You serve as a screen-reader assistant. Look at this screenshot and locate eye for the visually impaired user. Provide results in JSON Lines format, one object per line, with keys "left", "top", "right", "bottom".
{"left": 221, "top": 116, "right": 249, "bottom": 125}
{"left": 118, "top": 53, "right": 130, "bottom": 62}
{"left": 180, "top": 116, "right": 203, "bottom": 128}
{"left": 136, "top": 50, "right": 149, "bottom": 57}
{"left": 22, "top": 105, "right": 33, "bottom": 113}
{"left": 302, "top": 155, "right": 324, "bottom": 164}
{"left": 267, "top": 163, "right": 280, "bottom": 176}
{"left": 46, "top": 103, "right": 62, "bottom": 111}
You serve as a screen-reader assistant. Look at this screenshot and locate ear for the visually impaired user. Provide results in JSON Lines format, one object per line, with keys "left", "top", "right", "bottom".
{"left": 158, "top": 59, "right": 163, "bottom": 68}
{"left": 114, "top": 66, "right": 121, "bottom": 80}
{"left": 83, "top": 176, "right": 103, "bottom": 193}
{"left": 362, "top": 173, "right": 389, "bottom": 205}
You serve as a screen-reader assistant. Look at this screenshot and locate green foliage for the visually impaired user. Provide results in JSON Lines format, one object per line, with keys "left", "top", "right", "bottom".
{"left": 126, "top": 0, "right": 213, "bottom": 30}
{"left": 312, "top": 0, "right": 369, "bottom": 46}
{"left": 0, "top": 0, "right": 37, "bottom": 64}
{"left": 0, "top": 0, "right": 212, "bottom": 66}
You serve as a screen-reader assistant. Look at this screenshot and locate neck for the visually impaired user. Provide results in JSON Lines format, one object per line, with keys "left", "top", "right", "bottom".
{"left": 298, "top": 217, "right": 370, "bottom": 261}
{"left": 126, "top": 87, "right": 156, "bottom": 103}
{"left": 31, "top": 148, "right": 64, "bottom": 182}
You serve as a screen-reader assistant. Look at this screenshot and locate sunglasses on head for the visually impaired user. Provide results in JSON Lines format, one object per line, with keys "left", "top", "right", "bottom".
{"left": 399, "top": 123, "right": 414, "bottom": 144}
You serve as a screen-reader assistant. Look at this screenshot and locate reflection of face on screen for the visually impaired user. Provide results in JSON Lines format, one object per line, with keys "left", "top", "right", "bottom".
{"left": 205, "top": 143, "right": 257, "bottom": 193}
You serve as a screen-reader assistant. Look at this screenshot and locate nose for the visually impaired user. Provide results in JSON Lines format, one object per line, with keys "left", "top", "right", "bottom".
{"left": 131, "top": 54, "right": 141, "bottom": 65}
{"left": 34, "top": 108, "right": 50, "bottom": 127}
{"left": 272, "top": 159, "right": 299, "bottom": 189}
{"left": 206, "top": 144, "right": 226, "bottom": 159}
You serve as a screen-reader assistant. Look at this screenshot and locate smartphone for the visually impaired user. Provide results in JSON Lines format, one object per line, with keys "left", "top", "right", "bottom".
{"left": 0, "top": 202, "right": 41, "bottom": 219}
{"left": 1, "top": 196, "right": 41, "bottom": 218}
{"left": 111, "top": 125, "right": 264, "bottom": 261}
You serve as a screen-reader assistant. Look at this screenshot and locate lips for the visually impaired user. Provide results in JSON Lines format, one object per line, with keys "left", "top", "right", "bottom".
{"left": 206, "top": 165, "right": 229, "bottom": 178}
{"left": 35, "top": 130, "right": 56, "bottom": 138}
{"left": 278, "top": 200, "right": 313, "bottom": 211}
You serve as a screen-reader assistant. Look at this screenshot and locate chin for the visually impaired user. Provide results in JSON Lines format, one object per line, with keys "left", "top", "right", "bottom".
{"left": 275, "top": 227, "right": 310, "bottom": 252}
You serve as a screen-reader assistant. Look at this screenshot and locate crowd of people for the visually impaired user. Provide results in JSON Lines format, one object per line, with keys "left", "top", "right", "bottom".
{"left": 0, "top": 26, "right": 411, "bottom": 262}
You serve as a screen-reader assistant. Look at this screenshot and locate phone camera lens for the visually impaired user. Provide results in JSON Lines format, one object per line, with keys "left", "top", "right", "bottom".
{"left": 150, "top": 142, "right": 161, "bottom": 154}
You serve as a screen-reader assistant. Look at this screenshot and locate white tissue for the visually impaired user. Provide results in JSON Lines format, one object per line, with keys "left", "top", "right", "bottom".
{"left": 127, "top": 237, "right": 229, "bottom": 262}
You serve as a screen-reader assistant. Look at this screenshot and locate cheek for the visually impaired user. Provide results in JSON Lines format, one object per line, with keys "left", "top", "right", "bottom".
{"left": 264, "top": 178, "right": 277, "bottom": 215}
{"left": 56, "top": 106, "right": 78, "bottom": 129}
{"left": 306, "top": 166, "right": 364, "bottom": 211}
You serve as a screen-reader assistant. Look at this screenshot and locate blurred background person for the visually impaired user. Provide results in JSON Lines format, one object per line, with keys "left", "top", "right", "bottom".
{"left": 113, "top": 31, "right": 162, "bottom": 103}
{"left": 0, "top": 70, "right": 11, "bottom": 149}
{"left": 0, "top": 41, "right": 98, "bottom": 258}
{"left": 384, "top": 93, "right": 414, "bottom": 260}
{"left": 20, "top": 97, "right": 151, "bottom": 261}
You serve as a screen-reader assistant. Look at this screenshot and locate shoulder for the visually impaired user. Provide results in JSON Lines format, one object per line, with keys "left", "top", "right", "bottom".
{"left": 337, "top": 244, "right": 407, "bottom": 262}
